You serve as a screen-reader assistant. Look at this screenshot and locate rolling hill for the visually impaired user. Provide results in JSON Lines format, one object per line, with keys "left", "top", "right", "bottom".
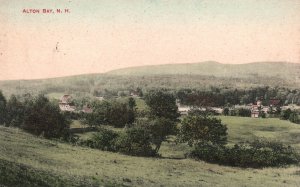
{"left": 107, "top": 61, "right": 300, "bottom": 80}
{"left": 0, "top": 61, "right": 299, "bottom": 97}
{"left": 1, "top": 117, "right": 300, "bottom": 186}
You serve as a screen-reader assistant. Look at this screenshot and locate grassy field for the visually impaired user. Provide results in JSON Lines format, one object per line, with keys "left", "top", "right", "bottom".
{"left": 1, "top": 117, "right": 300, "bottom": 186}
{"left": 220, "top": 116, "right": 300, "bottom": 151}
{"left": 73, "top": 117, "right": 300, "bottom": 159}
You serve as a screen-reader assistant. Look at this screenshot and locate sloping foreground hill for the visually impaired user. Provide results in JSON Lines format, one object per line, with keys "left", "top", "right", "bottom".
{"left": 107, "top": 61, "right": 300, "bottom": 80}
{"left": 1, "top": 123, "right": 300, "bottom": 187}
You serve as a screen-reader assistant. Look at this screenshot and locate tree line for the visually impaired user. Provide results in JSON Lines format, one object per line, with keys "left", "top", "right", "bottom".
{"left": 0, "top": 92, "right": 70, "bottom": 138}
{"left": 176, "top": 87, "right": 300, "bottom": 107}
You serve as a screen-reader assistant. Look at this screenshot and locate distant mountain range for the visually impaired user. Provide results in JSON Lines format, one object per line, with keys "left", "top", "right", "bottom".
{"left": 107, "top": 61, "right": 300, "bottom": 80}
{"left": 0, "top": 61, "right": 299, "bottom": 97}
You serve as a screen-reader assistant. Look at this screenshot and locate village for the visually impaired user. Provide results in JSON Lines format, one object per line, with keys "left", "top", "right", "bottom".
{"left": 58, "top": 92, "right": 300, "bottom": 119}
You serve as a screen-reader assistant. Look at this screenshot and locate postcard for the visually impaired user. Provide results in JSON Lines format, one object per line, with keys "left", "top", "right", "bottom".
{"left": 0, "top": 1, "right": 299, "bottom": 186}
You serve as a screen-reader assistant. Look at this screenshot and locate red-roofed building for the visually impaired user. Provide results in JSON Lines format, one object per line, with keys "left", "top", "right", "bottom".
{"left": 269, "top": 99, "right": 281, "bottom": 106}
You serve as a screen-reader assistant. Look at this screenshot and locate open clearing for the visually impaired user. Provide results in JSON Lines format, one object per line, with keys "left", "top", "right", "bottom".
{"left": 1, "top": 117, "right": 300, "bottom": 186}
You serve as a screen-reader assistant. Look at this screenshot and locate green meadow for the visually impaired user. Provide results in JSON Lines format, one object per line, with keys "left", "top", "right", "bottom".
{"left": 1, "top": 116, "right": 300, "bottom": 187}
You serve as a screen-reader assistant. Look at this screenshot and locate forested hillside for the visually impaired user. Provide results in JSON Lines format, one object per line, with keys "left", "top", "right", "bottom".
{"left": 0, "top": 62, "right": 299, "bottom": 98}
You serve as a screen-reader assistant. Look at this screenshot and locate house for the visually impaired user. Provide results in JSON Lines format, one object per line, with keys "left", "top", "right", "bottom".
{"left": 251, "top": 110, "right": 260, "bottom": 118}
{"left": 251, "top": 105, "right": 260, "bottom": 118}
{"left": 176, "top": 99, "right": 217, "bottom": 115}
{"left": 82, "top": 105, "right": 93, "bottom": 113}
{"left": 211, "top": 107, "right": 223, "bottom": 114}
{"left": 59, "top": 95, "right": 76, "bottom": 112}
{"left": 130, "top": 91, "right": 139, "bottom": 97}
{"left": 251, "top": 100, "right": 262, "bottom": 118}
{"left": 178, "top": 106, "right": 192, "bottom": 115}
{"left": 250, "top": 100, "right": 272, "bottom": 118}
{"left": 177, "top": 99, "right": 191, "bottom": 115}
{"left": 96, "top": 96, "right": 104, "bottom": 101}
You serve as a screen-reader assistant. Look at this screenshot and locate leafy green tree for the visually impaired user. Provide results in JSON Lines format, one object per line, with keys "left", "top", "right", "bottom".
{"left": 178, "top": 113, "right": 228, "bottom": 146}
{"left": 6, "top": 95, "right": 24, "bottom": 127}
{"left": 136, "top": 87, "right": 143, "bottom": 97}
{"left": 148, "top": 118, "right": 177, "bottom": 153}
{"left": 135, "top": 117, "right": 177, "bottom": 153}
{"left": 289, "top": 112, "right": 299, "bottom": 124}
{"left": 145, "top": 90, "right": 180, "bottom": 121}
{"left": 0, "top": 91, "right": 6, "bottom": 125}
{"left": 22, "top": 94, "right": 70, "bottom": 138}
{"left": 127, "top": 97, "right": 136, "bottom": 124}
{"left": 106, "top": 100, "right": 135, "bottom": 127}
{"left": 223, "top": 108, "right": 229, "bottom": 116}
{"left": 82, "top": 128, "right": 119, "bottom": 151}
{"left": 143, "top": 90, "right": 180, "bottom": 153}
{"left": 84, "top": 99, "right": 136, "bottom": 128}
{"left": 280, "top": 109, "right": 293, "bottom": 120}
{"left": 237, "top": 108, "right": 251, "bottom": 117}
{"left": 275, "top": 106, "right": 281, "bottom": 116}
{"left": 116, "top": 126, "right": 155, "bottom": 156}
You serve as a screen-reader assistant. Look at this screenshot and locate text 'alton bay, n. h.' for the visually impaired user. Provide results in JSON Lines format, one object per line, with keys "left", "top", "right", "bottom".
{"left": 22, "top": 8, "right": 70, "bottom": 14}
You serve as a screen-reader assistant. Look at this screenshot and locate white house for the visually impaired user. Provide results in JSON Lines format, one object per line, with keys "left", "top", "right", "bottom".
{"left": 59, "top": 95, "right": 76, "bottom": 112}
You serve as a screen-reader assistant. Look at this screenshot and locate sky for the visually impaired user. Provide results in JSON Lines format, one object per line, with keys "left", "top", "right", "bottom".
{"left": 0, "top": 0, "right": 299, "bottom": 80}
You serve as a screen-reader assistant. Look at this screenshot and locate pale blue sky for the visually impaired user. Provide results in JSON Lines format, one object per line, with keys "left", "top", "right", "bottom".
{"left": 1, "top": 0, "right": 299, "bottom": 24}
{"left": 0, "top": 0, "right": 299, "bottom": 80}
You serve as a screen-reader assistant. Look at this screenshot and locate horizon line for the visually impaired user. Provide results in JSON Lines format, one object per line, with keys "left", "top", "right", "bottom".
{"left": 0, "top": 60, "right": 298, "bottom": 82}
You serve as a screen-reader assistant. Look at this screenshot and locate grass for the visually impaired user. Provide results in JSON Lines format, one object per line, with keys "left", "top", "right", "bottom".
{"left": 0, "top": 158, "right": 105, "bottom": 187}
{"left": 74, "top": 116, "right": 300, "bottom": 157}
{"left": 134, "top": 97, "right": 147, "bottom": 111}
{"left": 1, "top": 117, "right": 300, "bottom": 186}
{"left": 115, "top": 96, "right": 147, "bottom": 111}
{"left": 46, "top": 92, "right": 65, "bottom": 100}
{"left": 219, "top": 116, "right": 300, "bottom": 150}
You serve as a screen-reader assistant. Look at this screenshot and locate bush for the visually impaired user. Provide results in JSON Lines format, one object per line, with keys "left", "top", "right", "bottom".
{"left": 80, "top": 128, "right": 119, "bottom": 152}
{"left": 236, "top": 108, "right": 251, "bottom": 117}
{"left": 115, "top": 127, "right": 156, "bottom": 157}
{"left": 223, "top": 108, "right": 229, "bottom": 116}
{"left": 280, "top": 109, "right": 293, "bottom": 120}
{"left": 189, "top": 140, "right": 300, "bottom": 168}
{"left": 81, "top": 126, "right": 156, "bottom": 157}
{"left": 289, "top": 112, "right": 299, "bottom": 124}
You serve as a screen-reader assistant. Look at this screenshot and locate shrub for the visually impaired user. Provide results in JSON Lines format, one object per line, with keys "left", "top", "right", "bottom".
{"left": 237, "top": 108, "right": 251, "bottom": 117}
{"left": 80, "top": 128, "right": 119, "bottom": 152}
{"left": 115, "top": 127, "right": 156, "bottom": 157}
{"left": 280, "top": 109, "right": 293, "bottom": 120}
{"left": 189, "top": 140, "right": 300, "bottom": 168}
{"left": 289, "top": 112, "right": 299, "bottom": 124}
{"left": 223, "top": 107, "right": 229, "bottom": 116}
